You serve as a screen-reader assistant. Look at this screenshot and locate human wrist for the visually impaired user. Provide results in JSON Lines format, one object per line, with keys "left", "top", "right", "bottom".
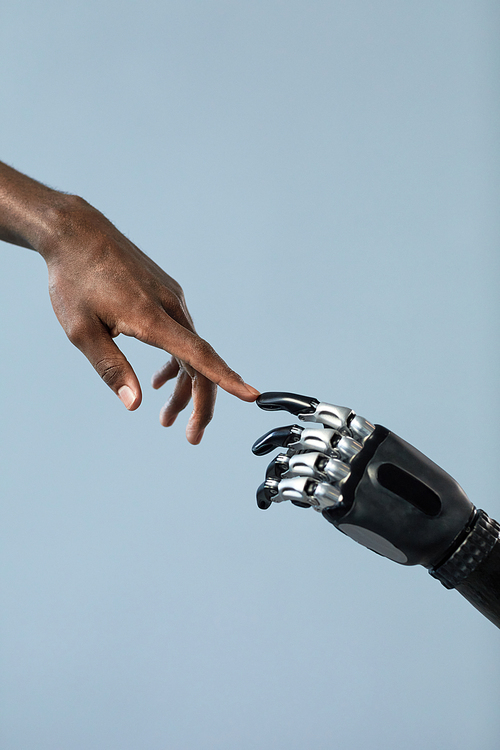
{"left": 0, "top": 162, "right": 86, "bottom": 258}
{"left": 33, "top": 193, "right": 90, "bottom": 263}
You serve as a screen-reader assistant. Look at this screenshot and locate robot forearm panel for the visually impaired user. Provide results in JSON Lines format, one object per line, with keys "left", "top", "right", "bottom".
{"left": 253, "top": 392, "right": 500, "bottom": 628}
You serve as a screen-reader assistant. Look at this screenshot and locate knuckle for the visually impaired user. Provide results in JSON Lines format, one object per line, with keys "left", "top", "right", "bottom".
{"left": 171, "top": 279, "right": 184, "bottom": 297}
{"left": 66, "top": 319, "right": 90, "bottom": 348}
{"left": 161, "top": 274, "right": 184, "bottom": 298}
{"left": 164, "top": 297, "right": 186, "bottom": 325}
{"left": 190, "top": 338, "right": 233, "bottom": 387}
{"left": 129, "top": 295, "right": 157, "bottom": 324}
{"left": 192, "top": 337, "right": 215, "bottom": 361}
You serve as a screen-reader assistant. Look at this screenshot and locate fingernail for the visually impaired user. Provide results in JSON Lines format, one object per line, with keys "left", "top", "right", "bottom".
{"left": 118, "top": 385, "right": 135, "bottom": 409}
{"left": 244, "top": 384, "right": 261, "bottom": 397}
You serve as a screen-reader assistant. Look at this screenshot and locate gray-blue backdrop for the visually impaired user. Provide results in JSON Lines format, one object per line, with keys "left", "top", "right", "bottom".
{"left": 1, "top": 2, "right": 499, "bottom": 748}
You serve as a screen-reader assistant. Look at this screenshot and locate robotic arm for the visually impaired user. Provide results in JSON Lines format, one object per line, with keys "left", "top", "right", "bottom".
{"left": 252, "top": 392, "right": 500, "bottom": 629}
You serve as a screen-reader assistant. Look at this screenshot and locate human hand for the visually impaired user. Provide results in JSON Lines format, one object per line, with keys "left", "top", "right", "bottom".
{"left": 38, "top": 196, "right": 259, "bottom": 443}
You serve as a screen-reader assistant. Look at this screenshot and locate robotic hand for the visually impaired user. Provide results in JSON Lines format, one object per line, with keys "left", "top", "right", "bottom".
{"left": 252, "top": 393, "right": 500, "bottom": 627}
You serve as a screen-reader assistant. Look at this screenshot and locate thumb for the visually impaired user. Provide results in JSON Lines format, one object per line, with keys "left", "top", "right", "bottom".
{"left": 71, "top": 321, "right": 142, "bottom": 410}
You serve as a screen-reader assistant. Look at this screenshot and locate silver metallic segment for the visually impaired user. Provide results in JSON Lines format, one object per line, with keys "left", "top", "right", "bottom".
{"left": 288, "top": 427, "right": 341, "bottom": 455}
{"left": 263, "top": 477, "right": 280, "bottom": 495}
{"left": 285, "top": 452, "right": 350, "bottom": 486}
{"left": 272, "top": 476, "right": 310, "bottom": 504}
{"left": 299, "top": 402, "right": 375, "bottom": 444}
{"left": 286, "top": 452, "right": 326, "bottom": 478}
{"left": 333, "top": 436, "right": 363, "bottom": 462}
{"left": 349, "top": 415, "right": 375, "bottom": 442}
{"left": 323, "top": 456, "right": 350, "bottom": 484}
{"left": 312, "top": 481, "right": 343, "bottom": 512}
{"left": 255, "top": 396, "right": 373, "bottom": 513}
{"left": 300, "top": 402, "right": 353, "bottom": 432}
{"left": 271, "top": 476, "right": 342, "bottom": 512}
{"left": 273, "top": 454, "right": 290, "bottom": 472}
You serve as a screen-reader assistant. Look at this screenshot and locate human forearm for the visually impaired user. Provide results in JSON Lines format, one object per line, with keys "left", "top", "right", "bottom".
{"left": 0, "top": 160, "right": 73, "bottom": 252}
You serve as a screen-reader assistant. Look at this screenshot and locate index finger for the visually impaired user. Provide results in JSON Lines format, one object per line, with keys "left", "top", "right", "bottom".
{"left": 144, "top": 313, "right": 260, "bottom": 402}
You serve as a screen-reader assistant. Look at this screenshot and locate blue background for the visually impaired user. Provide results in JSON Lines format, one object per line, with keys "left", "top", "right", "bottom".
{"left": 1, "top": 2, "right": 499, "bottom": 748}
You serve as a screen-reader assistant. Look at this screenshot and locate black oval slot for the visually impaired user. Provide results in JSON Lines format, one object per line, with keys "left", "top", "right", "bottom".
{"left": 376, "top": 463, "right": 441, "bottom": 517}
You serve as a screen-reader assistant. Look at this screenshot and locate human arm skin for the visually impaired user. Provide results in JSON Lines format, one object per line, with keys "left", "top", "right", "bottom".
{"left": 0, "top": 161, "right": 259, "bottom": 443}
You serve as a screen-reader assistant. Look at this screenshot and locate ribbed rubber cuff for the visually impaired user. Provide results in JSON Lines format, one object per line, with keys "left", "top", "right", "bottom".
{"left": 430, "top": 510, "right": 500, "bottom": 590}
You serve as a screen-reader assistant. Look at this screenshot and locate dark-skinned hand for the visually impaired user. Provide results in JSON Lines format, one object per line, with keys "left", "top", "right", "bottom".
{"left": 0, "top": 161, "right": 259, "bottom": 442}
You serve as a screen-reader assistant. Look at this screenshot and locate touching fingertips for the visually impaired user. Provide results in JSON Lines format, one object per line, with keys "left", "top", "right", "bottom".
{"left": 244, "top": 383, "right": 261, "bottom": 398}
{"left": 233, "top": 382, "right": 260, "bottom": 401}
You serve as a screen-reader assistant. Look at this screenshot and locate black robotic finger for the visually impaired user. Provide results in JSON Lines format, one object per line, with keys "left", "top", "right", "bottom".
{"left": 256, "top": 391, "right": 376, "bottom": 439}
{"left": 253, "top": 424, "right": 356, "bottom": 458}
{"left": 256, "top": 392, "right": 319, "bottom": 416}
{"left": 256, "top": 480, "right": 275, "bottom": 510}
{"left": 251, "top": 425, "right": 303, "bottom": 456}
{"left": 255, "top": 477, "right": 311, "bottom": 510}
{"left": 265, "top": 454, "right": 290, "bottom": 481}
{"left": 256, "top": 475, "right": 341, "bottom": 512}
{"left": 287, "top": 451, "right": 351, "bottom": 484}
{"left": 260, "top": 454, "right": 332, "bottom": 510}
